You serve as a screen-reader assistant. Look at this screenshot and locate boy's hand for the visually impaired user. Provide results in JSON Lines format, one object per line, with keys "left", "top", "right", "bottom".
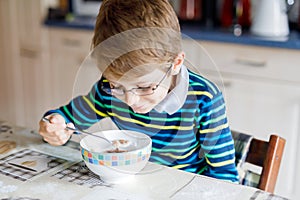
{"left": 39, "top": 114, "right": 74, "bottom": 146}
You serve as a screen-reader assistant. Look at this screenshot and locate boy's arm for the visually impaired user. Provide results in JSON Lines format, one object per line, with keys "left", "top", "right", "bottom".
{"left": 198, "top": 92, "right": 239, "bottom": 183}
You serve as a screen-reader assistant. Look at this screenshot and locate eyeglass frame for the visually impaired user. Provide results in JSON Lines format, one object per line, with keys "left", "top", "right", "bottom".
{"left": 100, "top": 64, "right": 173, "bottom": 96}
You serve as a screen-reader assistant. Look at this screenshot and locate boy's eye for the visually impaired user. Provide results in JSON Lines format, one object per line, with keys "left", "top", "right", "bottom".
{"left": 137, "top": 86, "right": 152, "bottom": 92}
{"left": 137, "top": 83, "right": 154, "bottom": 88}
{"left": 137, "top": 86, "right": 152, "bottom": 89}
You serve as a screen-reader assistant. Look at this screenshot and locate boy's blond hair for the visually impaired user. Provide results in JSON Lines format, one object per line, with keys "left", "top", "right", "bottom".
{"left": 91, "top": 0, "right": 182, "bottom": 78}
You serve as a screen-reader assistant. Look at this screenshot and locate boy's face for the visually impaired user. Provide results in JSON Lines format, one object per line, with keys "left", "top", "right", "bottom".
{"left": 104, "top": 67, "right": 173, "bottom": 114}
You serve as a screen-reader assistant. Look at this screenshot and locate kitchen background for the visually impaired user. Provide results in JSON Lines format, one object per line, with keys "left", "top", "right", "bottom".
{"left": 0, "top": 0, "right": 300, "bottom": 199}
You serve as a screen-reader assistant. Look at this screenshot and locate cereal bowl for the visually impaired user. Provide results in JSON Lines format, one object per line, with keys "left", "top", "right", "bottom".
{"left": 80, "top": 130, "right": 152, "bottom": 183}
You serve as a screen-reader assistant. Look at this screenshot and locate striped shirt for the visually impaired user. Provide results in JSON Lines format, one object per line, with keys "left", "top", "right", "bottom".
{"left": 45, "top": 69, "right": 239, "bottom": 183}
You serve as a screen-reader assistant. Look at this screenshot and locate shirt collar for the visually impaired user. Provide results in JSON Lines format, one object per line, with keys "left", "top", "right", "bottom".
{"left": 154, "top": 65, "right": 189, "bottom": 115}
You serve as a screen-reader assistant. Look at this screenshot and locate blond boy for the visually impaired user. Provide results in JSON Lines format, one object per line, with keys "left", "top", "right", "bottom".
{"left": 39, "top": 0, "right": 239, "bottom": 182}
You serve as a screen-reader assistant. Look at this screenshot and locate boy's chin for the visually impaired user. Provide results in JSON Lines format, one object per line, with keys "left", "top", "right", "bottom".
{"left": 132, "top": 106, "right": 153, "bottom": 114}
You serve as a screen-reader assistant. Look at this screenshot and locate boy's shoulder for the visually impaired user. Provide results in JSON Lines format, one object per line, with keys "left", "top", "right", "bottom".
{"left": 187, "top": 69, "right": 222, "bottom": 98}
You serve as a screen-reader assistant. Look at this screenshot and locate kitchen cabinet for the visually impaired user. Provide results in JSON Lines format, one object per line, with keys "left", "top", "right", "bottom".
{"left": 48, "top": 28, "right": 98, "bottom": 106}
{"left": 182, "top": 39, "right": 300, "bottom": 199}
{"left": 221, "top": 77, "right": 299, "bottom": 199}
{"left": 0, "top": 0, "right": 57, "bottom": 129}
{"left": 0, "top": 0, "right": 20, "bottom": 125}
{"left": 16, "top": 0, "right": 52, "bottom": 129}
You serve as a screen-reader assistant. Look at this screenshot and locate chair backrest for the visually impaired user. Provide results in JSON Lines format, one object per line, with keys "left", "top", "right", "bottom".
{"left": 232, "top": 131, "right": 286, "bottom": 193}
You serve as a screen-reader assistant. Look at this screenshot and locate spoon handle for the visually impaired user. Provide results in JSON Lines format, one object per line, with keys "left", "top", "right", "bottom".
{"left": 42, "top": 117, "right": 112, "bottom": 144}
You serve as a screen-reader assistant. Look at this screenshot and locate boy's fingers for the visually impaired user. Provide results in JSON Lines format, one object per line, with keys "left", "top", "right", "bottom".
{"left": 48, "top": 114, "right": 65, "bottom": 124}
{"left": 66, "top": 123, "right": 75, "bottom": 136}
{"left": 44, "top": 122, "right": 66, "bottom": 133}
{"left": 43, "top": 130, "right": 71, "bottom": 145}
{"left": 66, "top": 122, "right": 75, "bottom": 129}
{"left": 39, "top": 114, "right": 73, "bottom": 145}
{"left": 42, "top": 114, "right": 66, "bottom": 133}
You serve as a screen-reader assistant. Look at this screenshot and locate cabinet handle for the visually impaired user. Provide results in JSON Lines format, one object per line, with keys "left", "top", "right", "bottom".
{"left": 20, "top": 48, "right": 38, "bottom": 59}
{"left": 213, "top": 80, "right": 232, "bottom": 88}
{"left": 222, "top": 81, "right": 232, "bottom": 88}
{"left": 235, "top": 57, "right": 266, "bottom": 67}
{"left": 62, "top": 38, "right": 81, "bottom": 47}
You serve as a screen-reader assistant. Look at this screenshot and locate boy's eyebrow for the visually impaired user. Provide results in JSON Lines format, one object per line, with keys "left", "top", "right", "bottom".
{"left": 102, "top": 76, "right": 155, "bottom": 86}
{"left": 114, "top": 81, "right": 154, "bottom": 87}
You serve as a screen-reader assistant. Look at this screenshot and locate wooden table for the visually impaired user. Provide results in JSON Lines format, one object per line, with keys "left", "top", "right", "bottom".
{"left": 0, "top": 121, "right": 289, "bottom": 200}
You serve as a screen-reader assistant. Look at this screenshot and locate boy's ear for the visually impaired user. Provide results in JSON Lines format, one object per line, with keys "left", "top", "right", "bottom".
{"left": 171, "top": 51, "right": 185, "bottom": 75}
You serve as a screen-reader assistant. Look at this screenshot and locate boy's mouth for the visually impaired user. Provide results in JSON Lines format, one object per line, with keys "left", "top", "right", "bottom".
{"left": 131, "top": 105, "right": 149, "bottom": 113}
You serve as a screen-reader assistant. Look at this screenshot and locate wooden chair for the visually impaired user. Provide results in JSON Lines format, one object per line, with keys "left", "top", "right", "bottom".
{"left": 232, "top": 131, "right": 286, "bottom": 193}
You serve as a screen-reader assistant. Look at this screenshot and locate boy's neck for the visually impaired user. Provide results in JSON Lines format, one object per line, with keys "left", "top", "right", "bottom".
{"left": 169, "top": 75, "right": 178, "bottom": 92}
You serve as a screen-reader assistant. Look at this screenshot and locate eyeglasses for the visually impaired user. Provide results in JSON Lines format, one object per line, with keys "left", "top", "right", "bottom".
{"left": 101, "top": 65, "right": 172, "bottom": 96}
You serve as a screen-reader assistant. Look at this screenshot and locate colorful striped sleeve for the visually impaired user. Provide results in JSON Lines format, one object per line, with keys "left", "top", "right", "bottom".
{"left": 198, "top": 89, "right": 239, "bottom": 183}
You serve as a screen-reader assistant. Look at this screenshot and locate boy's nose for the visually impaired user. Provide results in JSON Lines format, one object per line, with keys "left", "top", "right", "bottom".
{"left": 124, "top": 91, "right": 140, "bottom": 106}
